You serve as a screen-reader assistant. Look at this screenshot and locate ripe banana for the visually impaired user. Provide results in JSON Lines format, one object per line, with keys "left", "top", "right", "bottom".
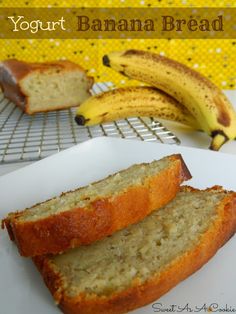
{"left": 75, "top": 86, "right": 199, "bottom": 128}
{"left": 103, "top": 49, "right": 236, "bottom": 150}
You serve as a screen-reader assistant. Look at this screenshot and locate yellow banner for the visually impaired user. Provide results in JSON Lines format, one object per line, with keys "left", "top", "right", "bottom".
{"left": 1, "top": 8, "right": 235, "bottom": 39}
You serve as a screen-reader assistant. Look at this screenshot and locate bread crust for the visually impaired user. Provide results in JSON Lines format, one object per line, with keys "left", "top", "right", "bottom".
{"left": 33, "top": 186, "right": 236, "bottom": 314}
{"left": 0, "top": 59, "right": 94, "bottom": 114}
{"left": 3, "top": 154, "right": 191, "bottom": 257}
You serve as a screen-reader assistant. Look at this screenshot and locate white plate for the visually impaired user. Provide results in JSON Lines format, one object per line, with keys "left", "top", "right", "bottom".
{"left": 0, "top": 137, "right": 236, "bottom": 314}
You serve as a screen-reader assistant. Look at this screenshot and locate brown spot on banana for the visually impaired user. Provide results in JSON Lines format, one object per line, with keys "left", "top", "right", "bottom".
{"left": 119, "top": 71, "right": 128, "bottom": 77}
{"left": 100, "top": 112, "right": 108, "bottom": 117}
{"left": 123, "top": 49, "right": 144, "bottom": 57}
{"left": 214, "top": 96, "right": 231, "bottom": 127}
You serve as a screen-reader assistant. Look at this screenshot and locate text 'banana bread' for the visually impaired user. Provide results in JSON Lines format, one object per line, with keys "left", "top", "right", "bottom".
{"left": 34, "top": 186, "right": 236, "bottom": 314}
{"left": 3, "top": 154, "right": 191, "bottom": 257}
{"left": 0, "top": 59, "right": 93, "bottom": 114}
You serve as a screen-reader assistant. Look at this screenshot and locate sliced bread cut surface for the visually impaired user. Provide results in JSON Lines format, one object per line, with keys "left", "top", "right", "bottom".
{"left": 34, "top": 186, "right": 236, "bottom": 314}
{"left": 0, "top": 59, "right": 93, "bottom": 114}
{"left": 3, "top": 154, "right": 191, "bottom": 257}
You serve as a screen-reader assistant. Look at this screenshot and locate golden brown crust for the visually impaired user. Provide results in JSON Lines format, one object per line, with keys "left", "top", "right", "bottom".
{"left": 0, "top": 59, "right": 94, "bottom": 114}
{"left": 0, "top": 59, "right": 89, "bottom": 81}
{"left": 33, "top": 186, "right": 236, "bottom": 314}
{"left": 3, "top": 154, "right": 191, "bottom": 257}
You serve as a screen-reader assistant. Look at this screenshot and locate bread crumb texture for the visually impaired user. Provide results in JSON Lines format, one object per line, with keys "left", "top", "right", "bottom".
{"left": 21, "top": 68, "right": 91, "bottom": 111}
{"left": 50, "top": 189, "right": 225, "bottom": 297}
{"left": 17, "top": 157, "right": 170, "bottom": 222}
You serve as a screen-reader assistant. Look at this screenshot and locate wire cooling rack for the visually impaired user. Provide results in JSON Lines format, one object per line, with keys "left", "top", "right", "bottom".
{"left": 0, "top": 82, "right": 180, "bottom": 164}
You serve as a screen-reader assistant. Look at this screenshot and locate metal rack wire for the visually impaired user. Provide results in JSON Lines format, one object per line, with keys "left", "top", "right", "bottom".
{"left": 0, "top": 82, "right": 180, "bottom": 164}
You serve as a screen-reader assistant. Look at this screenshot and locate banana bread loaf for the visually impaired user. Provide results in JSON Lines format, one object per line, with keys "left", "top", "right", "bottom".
{"left": 0, "top": 59, "right": 93, "bottom": 114}
{"left": 34, "top": 186, "right": 236, "bottom": 314}
{"left": 3, "top": 154, "right": 191, "bottom": 257}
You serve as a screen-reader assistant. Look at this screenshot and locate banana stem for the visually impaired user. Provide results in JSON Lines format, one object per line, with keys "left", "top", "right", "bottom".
{"left": 209, "top": 133, "right": 228, "bottom": 151}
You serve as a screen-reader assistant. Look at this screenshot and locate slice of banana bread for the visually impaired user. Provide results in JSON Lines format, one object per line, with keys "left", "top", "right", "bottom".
{"left": 0, "top": 59, "right": 93, "bottom": 114}
{"left": 3, "top": 154, "right": 191, "bottom": 257}
{"left": 34, "top": 186, "right": 236, "bottom": 314}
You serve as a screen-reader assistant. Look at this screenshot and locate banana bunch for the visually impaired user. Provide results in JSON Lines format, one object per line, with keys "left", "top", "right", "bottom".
{"left": 75, "top": 86, "right": 199, "bottom": 128}
{"left": 100, "top": 49, "right": 236, "bottom": 151}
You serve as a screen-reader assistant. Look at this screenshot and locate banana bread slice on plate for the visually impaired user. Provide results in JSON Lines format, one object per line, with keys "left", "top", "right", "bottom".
{"left": 3, "top": 154, "right": 191, "bottom": 257}
{"left": 34, "top": 186, "right": 236, "bottom": 314}
{"left": 0, "top": 59, "right": 93, "bottom": 114}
